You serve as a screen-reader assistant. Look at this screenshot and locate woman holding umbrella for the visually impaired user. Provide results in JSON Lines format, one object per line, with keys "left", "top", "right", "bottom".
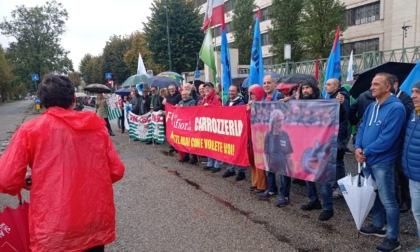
{"left": 96, "top": 93, "right": 115, "bottom": 136}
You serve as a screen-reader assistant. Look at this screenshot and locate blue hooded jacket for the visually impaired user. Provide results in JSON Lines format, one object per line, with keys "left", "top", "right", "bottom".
{"left": 402, "top": 111, "right": 420, "bottom": 182}
{"left": 354, "top": 94, "right": 405, "bottom": 165}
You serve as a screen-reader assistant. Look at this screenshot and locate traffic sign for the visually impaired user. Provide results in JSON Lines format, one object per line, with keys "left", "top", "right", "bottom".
{"left": 194, "top": 70, "right": 201, "bottom": 78}
{"left": 105, "top": 72, "right": 112, "bottom": 79}
{"left": 31, "top": 74, "right": 39, "bottom": 81}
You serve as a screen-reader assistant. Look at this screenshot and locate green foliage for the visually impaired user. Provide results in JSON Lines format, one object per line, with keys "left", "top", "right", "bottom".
{"left": 143, "top": 0, "right": 204, "bottom": 74}
{"left": 0, "top": 45, "right": 13, "bottom": 101}
{"left": 269, "top": 0, "right": 305, "bottom": 63}
{"left": 124, "top": 32, "right": 164, "bottom": 75}
{"left": 0, "top": 0, "right": 73, "bottom": 90}
{"left": 79, "top": 54, "right": 104, "bottom": 84}
{"left": 102, "top": 35, "right": 131, "bottom": 85}
{"left": 299, "top": 0, "right": 347, "bottom": 58}
{"left": 232, "top": 0, "right": 255, "bottom": 64}
{"left": 68, "top": 71, "right": 82, "bottom": 88}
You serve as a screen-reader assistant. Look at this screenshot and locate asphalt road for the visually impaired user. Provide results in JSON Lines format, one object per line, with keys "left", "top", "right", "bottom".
{"left": 0, "top": 100, "right": 418, "bottom": 251}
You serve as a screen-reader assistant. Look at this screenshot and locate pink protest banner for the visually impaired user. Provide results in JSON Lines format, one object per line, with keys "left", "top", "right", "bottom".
{"left": 251, "top": 100, "right": 339, "bottom": 183}
{"left": 166, "top": 104, "right": 249, "bottom": 167}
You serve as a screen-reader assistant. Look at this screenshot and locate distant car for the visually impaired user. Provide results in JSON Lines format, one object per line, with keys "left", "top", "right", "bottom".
{"left": 89, "top": 96, "right": 97, "bottom": 107}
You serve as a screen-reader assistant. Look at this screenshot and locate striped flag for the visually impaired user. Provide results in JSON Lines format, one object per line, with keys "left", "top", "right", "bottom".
{"left": 199, "top": 24, "right": 217, "bottom": 82}
{"left": 106, "top": 94, "right": 122, "bottom": 120}
{"left": 202, "top": 0, "right": 225, "bottom": 31}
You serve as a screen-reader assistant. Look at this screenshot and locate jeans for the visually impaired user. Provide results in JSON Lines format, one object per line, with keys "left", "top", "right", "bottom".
{"left": 306, "top": 181, "right": 333, "bottom": 210}
{"left": 267, "top": 172, "right": 278, "bottom": 193}
{"left": 227, "top": 164, "right": 246, "bottom": 173}
{"left": 409, "top": 179, "right": 420, "bottom": 238}
{"left": 280, "top": 175, "right": 291, "bottom": 197}
{"left": 363, "top": 160, "right": 400, "bottom": 239}
{"left": 207, "top": 157, "right": 223, "bottom": 169}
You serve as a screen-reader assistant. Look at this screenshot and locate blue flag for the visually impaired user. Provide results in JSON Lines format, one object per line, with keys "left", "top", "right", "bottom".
{"left": 323, "top": 27, "right": 342, "bottom": 98}
{"left": 221, "top": 27, "right": 232, "bottom": 104}
{"left": 400, "top": 60, "right": 420, "bottom": 96}
{"left": 248, "top": 9, "right": 264, "bottom": 87}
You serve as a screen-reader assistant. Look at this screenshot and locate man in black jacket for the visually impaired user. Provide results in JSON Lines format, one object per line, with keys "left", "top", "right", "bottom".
{"left": 165, "top": 84, "right": 181, "bottom": 153}
{"left": 149, "top": 86, "right": 164, "bottom": 112}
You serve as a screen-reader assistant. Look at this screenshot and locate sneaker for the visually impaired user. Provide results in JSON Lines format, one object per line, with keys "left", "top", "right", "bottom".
{"left": 222, "top": 170, "right": 236, "bottom": 178}
{"left": 376, "top": 238, "right": 401, "bottom": 252}
{"left": 318, "top": 209, "right": 334, "bottom": 221}
{"left": 235, "top": 172, "right": 246, "bottom": 181}
{"left": 258, "top": 190, "right": 277, "bottom": 200}
{"left": 359, "top": 224, "right": 387, "bottom": 237}
{"left": 333, "top": 188, "right": 343, "bottom": 199}
{"left": 211, "top": 167, "right": 221, "bottom": 173}
{"left": 301, "top": 200, "right": 322, "bottom": 211}
{"left": 276, "top": 196, "right": 289, "bottom": 207}
{"left": 249, "top": 186, "right": 257, "bottom": 192}
{"left": 254, "top": 189, "right": 265, "bottom": 193}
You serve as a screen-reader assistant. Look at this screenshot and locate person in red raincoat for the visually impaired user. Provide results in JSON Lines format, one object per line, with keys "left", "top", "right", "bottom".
{"left": 0, "top": 75, "right": 125, "bottom": 252}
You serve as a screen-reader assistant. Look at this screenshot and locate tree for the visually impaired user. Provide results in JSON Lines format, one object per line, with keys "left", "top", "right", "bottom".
{"left": 143, "top": 0, "right": 204, "bottom": 74}
{"left": 269, "top": 0, "right": 305, "bottom": 63}
{"left": 0, "top": 0, "right": 73, "bottom": 89}
{"left": 102, "top": 35, "right": 131, "bottom": 85}
{"left": 231, "top": 0, "right": 255, "bottom": 65}
{"left": 299, "top": 0, "right": 346, "bottom": 58}
{"left": 79, "top": 54, "right": 104, "bottom": 84}
{"left": 68, "top": 71, "right": 82, "bottom": 89}
{"left": 124, "top": 31, "right": 164, "bottom": 75}
{"left": 0, "top": 45, "right": 13, "bottom": 102}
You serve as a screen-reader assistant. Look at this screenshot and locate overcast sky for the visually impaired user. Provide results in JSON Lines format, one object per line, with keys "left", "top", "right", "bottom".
{"left": 0, "top": 0, "right": 153, "bottom": 70}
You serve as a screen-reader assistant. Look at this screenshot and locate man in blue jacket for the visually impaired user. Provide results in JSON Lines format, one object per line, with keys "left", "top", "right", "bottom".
{"left": 355, "top": 72, "right": 406, "bottom": 252}
{"left": 402, "top": 80, "right": 420, "bottom": 250}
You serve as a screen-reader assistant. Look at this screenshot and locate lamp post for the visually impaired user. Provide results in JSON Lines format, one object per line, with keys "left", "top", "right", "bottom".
{"left": 284, "top": 44, "right": 291, "bottom": 75}
{"left": 402, "top": 20, "right": 411, "bottom": 50}
{"left": 165, "top": 0, "right": 172, "bottom": 70}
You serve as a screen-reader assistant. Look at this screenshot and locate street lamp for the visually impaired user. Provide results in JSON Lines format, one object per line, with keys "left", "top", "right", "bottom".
{"left": 165, "top": 0, "right": 172, "bottom": 70}
{"left": 402, "top": 20, "right": 411, "bottom": 50}
{"left": 284, "top": 44, "right": 291, "bottom": 74}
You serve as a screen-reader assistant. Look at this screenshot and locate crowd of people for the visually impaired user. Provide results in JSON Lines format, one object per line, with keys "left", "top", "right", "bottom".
{"left": 115, "top": 72, "right": 419, "bottom": 252}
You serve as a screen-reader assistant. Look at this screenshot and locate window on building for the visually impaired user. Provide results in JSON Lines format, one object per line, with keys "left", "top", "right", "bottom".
{"left": 225, "top": 0, "right": 236, "bottom": 13}
{"left": 260, "top": 7, "right": 270, "bottom": 22}
{"left": 262, "top": 33, "right": 270, "bottom": 46}
{"left": 226, "top": 22, "right": 232, "bottom": 33}
{"left": 342, "top": 38, "right": 379, "bottom": 55}
{"left": 346, "top": 1, "right": 380, "bottom": 26}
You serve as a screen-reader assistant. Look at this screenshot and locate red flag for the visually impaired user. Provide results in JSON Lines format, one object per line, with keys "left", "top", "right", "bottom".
{"left": 202, "top": 0, "right": 225, "bottom": 31}
{"left": 314, "top": 58, "right": 319, "bottom": 80}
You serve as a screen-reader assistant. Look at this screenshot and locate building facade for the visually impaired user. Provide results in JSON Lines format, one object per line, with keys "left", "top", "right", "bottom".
{"left": 195, "top": 0, "right": 420, "bottom": 65}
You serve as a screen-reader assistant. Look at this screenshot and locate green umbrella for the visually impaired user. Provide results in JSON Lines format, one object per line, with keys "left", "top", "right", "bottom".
{"left": 122, "top": 74, "right": 151, "bottom": 87}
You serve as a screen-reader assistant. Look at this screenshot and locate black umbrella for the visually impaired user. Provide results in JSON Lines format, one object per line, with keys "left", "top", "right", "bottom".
{"left": 84, "top": 83, "right": 111, "bottom": 93}
{"left": 144, "top": 76, "right": 179, "bottom": 89}
{"left": 350, "top": 62, "right": 416, "bottom": 99}
{"left": 188, "top": 80, "right": 204, "bottom": 90}
{"left": 278, "top": 73, "right": 318, "bottom": 85}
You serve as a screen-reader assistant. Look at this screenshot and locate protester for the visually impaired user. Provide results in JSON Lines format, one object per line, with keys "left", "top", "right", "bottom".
{"left": 119, "top": 96, "right": 128, "bottom": 133}
{"left": 131, "top": 87, "right": 144, "bottom": 115}
{"left": 201, "top": 82, "right": 223, "bottom": 172}
{"left": 222, "top": 84, "right": 247, "bottom": 181}
{"left": 355, "top": 72, "right": 405, "bottom": 252}
{"left": 390, "top": 74, "right": 414, "bottom": 213}
{"left": 324, "top": 78, "right": 350, "bottom": 199}
{"left": 247, "top": 84, "right": 267, "bottom": 192}
{"left": 0, "top": 75, "right": 125, "bottom": 252}
{"left": 165, "top": 84, "right": 182, "bottom": 153}
{"left": 177, "top": 89, "right": 198, "bottom": 164}
{"left": 160, "top": 87, "right": 168, "bottom": 105}
{"left": 149, "top": 86, "right": 164, "bottom": 112}
{"left": 402, "top": 80, "right": 420, "bottom": 250}
{"left": 197, "top": 83, "right": 205, "bottom": 105}
{"left": 259, "top": 74, "right": 286, "bottom": 200}
{"left": 183, "top": 82, "right": 199, "bottom": 101}
{"left": 96, "top": 93, "right": 115, "bottom": 136}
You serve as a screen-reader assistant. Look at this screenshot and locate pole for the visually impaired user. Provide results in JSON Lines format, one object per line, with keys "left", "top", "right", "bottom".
{"left": 165, "top": 0, "right": 172, "bottom": 71}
